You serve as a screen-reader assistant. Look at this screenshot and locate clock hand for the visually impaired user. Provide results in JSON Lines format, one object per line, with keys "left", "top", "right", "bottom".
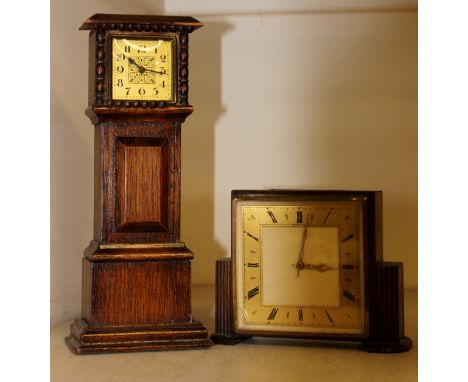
{"left": 295, "top": 213, "right": 312, "bottom": 277}
{"left": 291, "top": 263, "right": 335, "bottom": 273}
{"left": 127, "top": 57, "right": 165, "bottom": 75}
{"left": 127, "top": 57, "right": 146, "bottom": 74}
{"left": 303, "top": 263, "right": 335, "bottom": 272}
{"left": 144, "top": 67, "right": 165, "bottom": 75}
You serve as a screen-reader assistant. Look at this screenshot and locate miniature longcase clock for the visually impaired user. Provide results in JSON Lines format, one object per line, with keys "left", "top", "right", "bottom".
{"left": 65, "top": 14, "right": 212, "bottom": 354}
{"left": 211, "top": 190, "right": 412, "bottom": 353}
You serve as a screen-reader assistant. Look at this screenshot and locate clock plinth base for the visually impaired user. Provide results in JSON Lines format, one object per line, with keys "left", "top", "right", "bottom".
{"left": 210, "top": 333, "right": 250, "bottom": 345}
{"left": 364, "top": 262, "right": 413, "bottom": 353}
{"left": 362, "top": 336, "right": 413, "bottom": 353}
{"left": 212, "top": 258, "right": 249, "bottom": 343}
{"left": 66, "top": 318, "right": 213, "bottom": 354}
{"left": 66, "top": 242, "right": 213, "bottom": 354}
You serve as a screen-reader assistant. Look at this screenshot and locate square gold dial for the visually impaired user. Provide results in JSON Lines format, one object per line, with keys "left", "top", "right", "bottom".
{"left": 112, "top": 38, "right": 174, "bottom": 101}
{"left": 234, "top": 199, "right": 365, "bottom": 335}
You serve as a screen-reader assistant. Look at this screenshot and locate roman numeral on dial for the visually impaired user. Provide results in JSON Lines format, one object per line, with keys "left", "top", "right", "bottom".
{"left": 268, "top": 308, "right": 279, "bottom": 320}
{"left": 247, "top": 262, "right": 259, "bottom": 267}
{"left": 297, "top": 211, "right": 303, "bottom": 223}
{"left": 267, "top": 210, "right": 278, "bottom": 223}
{"left": 245, "top": 231, "right": 259, "bottom": 241}
{"left": 342, "top": 289, "right": 356, "bottom": 302}
{"left": 248, "top": 287, "right": 259, "bottom": 299}
{"left": 341, "top": 233, "right": 354, "bottom": 242}
{"left": 325, "top": 310, "right": 334, "bottom": 325}
{"left": 323, "top": 208, "right": 333, "bottom": 223}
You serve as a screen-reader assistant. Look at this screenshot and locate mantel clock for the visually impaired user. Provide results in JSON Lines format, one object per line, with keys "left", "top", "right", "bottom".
{"left": 65, "top": 14, "right": 212, "bottom": 354}
{"left": 211, "top": 190, "right": 412, "bottom": 353}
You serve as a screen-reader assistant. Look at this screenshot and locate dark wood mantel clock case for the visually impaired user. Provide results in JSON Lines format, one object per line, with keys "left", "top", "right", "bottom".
{"left": 211, "top": 190, "right": 412, "bottom": 353}
{"left": 65, "top": 14, "right": 212, "bottom": 354}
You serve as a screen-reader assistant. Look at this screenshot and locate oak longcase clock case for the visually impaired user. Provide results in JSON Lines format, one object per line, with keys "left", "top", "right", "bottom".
{"left": 65, "top": 14, "right": 212, "bottom": 354}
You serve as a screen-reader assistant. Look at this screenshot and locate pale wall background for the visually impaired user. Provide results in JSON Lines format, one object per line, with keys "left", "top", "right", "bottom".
{"left": 51, "top": 0, "right": 418, "bottom": 326}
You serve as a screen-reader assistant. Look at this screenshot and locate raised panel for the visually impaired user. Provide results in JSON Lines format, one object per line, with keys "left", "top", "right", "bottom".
{"left": 84, "top": 260, "right": 192, "bottom": 326}
{"left": 116, "top": 137, "right": 168, "bottom": 232}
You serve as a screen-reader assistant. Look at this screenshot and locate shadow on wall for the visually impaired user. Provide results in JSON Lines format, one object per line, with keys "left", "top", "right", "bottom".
{"left": 184, "top": 13, "right": 417, "bottom": 287}
{"left": 295, "top": 13, "right": 418, "bottom": 286}
{"left": 50, "top": 91, "right": 93, "bottom": 327}
{"left": 50, "top": 0, "right": 165, "bottom": 327}
{"left": 181, "top": 21, "right": 233, "bottom": 285}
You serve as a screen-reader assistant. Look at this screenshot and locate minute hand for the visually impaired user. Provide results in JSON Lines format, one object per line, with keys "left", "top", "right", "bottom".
{"left": 144, "top": 67, "right": 165, "bottom": 75}
{"left": 295, "top": 214, "right": 312, "bottom": 277}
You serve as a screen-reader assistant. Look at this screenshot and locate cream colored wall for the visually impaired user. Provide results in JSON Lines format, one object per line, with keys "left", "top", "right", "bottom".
{"left": 51, "top": 1, "right": 417, "bottom": 325}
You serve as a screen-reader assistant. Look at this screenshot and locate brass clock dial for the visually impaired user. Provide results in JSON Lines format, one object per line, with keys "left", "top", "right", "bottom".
{"left": 112, "top": 37, "right": 174, "bottom": 101}
{"left": 234, "top": 200, "right": 365, "bottom": 335}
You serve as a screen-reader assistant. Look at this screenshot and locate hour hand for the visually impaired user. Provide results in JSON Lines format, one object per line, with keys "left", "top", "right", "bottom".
{"left": 303, "top": 263, "right": 335, "bottom": 272}
{"left": 128, "top": 57, "right": 146, "bottom": 73}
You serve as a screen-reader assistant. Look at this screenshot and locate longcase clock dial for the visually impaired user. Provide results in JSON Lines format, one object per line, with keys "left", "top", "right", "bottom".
{"left": 112, "top": 38, "right": 174, "bottom": 101}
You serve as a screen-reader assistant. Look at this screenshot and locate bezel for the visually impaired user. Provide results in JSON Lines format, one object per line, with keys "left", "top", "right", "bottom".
{"left": 109, "top": 35, "right": 177, "bottom": 103}
{"left": 231, "top": 190, "right": 374, "bottom": 340}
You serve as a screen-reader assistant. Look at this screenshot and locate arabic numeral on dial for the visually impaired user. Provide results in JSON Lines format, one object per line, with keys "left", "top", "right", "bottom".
{"left": 124, "top": 45, "right": 131, "bottom": 53}
{"left": 117, "top": 79, "right": 123, "bottom": 87}
{"left": 160, "top": 54, "right": 166, "bottom": 62}
{"left": 162, "top": 80, "right": 165, "bottom": 88}
{"left": 116, "top": 66, "right": 124, "bottom": 73}
{"left": 153, "top": 88, "right": 159, "bottom": 95}
{"left": 116, "top": 53, "right": 125, "bottom": 61}
{"left": 125, "top": 87, "right": 131, "bottom": 95}
{"left": 138, "top": 88, "right": 146, "bottom": 96}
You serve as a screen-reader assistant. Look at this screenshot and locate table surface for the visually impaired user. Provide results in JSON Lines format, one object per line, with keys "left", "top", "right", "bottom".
{"left": 51, "top": 286, "right": 418, "bottom": 382}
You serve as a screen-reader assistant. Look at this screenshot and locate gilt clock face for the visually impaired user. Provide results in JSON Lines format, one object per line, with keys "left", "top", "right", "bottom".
{"left": 112, "top": 37, "right": 174, "bottom": 101}
{"left": 234, "top": 198, "right": 366, "bottom": 335}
